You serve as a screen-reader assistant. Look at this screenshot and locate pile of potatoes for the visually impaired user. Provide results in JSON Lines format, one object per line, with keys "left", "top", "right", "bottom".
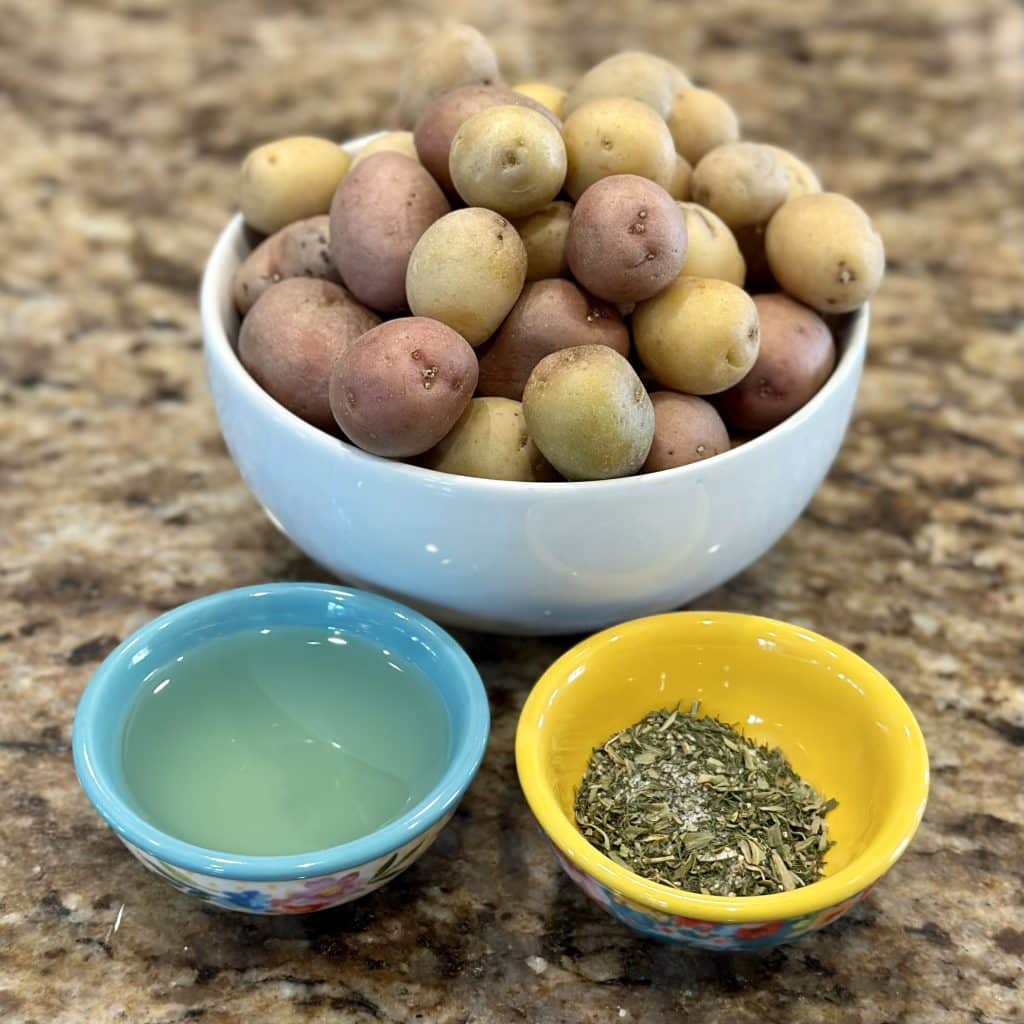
{"left": 231, "top": 25, "right": 884, "bottom": 483}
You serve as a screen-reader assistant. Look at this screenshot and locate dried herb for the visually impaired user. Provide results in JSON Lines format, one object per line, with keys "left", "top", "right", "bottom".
{"left": 574, "top": 703, "right": 837, "bottom": 897}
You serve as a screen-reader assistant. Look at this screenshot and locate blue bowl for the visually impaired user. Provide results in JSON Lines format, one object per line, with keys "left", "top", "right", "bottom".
{"left": 73, "top": 583, "right": 489, "bottom": 914}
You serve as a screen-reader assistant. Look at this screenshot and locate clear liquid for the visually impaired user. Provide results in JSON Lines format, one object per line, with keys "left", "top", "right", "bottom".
{"left": 121, "top": 626, "right": 450, "bottom": 856}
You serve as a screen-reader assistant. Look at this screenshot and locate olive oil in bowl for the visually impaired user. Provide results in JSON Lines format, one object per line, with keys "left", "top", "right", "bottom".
{"left": 120, "top": 626, "right": 450, "bottom": 856}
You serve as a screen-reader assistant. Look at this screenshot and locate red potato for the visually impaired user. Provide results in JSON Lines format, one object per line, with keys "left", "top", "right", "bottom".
{"left": 238, "top": 278, "right": 380, "bottom": 432}
{"left": 565, "top": 175, "right": 687, "bottom": 303}
{"left": 329, "top": 152, "right": 449, "bottom": 313}
{"left": 643, "top": 392, "right": 730, "bottom": 472}
{"left": 477, "top": 279, "right": 629, "bottom": 400}
{"left": 717, "top": 293, "right": 836, "bottom": 431}
{"left": 329, "top": 317, "right": 478, "bottom": 457}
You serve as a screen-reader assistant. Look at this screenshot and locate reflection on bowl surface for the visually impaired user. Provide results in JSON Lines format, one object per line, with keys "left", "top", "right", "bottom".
{"left": 201, "top": 134, "right": 868, "bottom": 635}
{"left": 516, "top": 612, "right": 929, "bottom": 949}
{"left": 73, "top": 583, "right": 489, "bottom": 915}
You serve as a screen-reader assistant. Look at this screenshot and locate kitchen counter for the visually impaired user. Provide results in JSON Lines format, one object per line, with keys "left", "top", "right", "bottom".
{"left": 1, "top": 1, "right": 1021, "bottom": 1021}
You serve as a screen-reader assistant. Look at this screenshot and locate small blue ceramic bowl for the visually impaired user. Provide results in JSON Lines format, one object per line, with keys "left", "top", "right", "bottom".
{"left": 73, "top": 583, "right": 489, "bottom": 914}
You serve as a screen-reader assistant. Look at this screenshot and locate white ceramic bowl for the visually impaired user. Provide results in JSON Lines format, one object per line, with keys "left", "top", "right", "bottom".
{"left": 200, "top": 135, "right": 867, "bottom": 635}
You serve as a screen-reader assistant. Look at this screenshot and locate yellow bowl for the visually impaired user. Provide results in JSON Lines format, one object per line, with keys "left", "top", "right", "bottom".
{"left": 516, "top": 612, "right": 929, "bottom": 949}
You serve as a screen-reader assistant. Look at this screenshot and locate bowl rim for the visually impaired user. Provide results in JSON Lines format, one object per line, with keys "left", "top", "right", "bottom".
{"left": 200, "top": 133, "right": 869, "bottom": 495}
{"left": 72, "top": 582, "right": 490, "bottom": 881}
{"left": 515, "top": 611, "right": 930, "bottom": 924}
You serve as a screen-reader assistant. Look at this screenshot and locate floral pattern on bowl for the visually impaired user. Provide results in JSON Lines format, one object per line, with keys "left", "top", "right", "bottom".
{"left": 555, "top": 850, "right": 872, "bottom": 950}
{"left": 124, "top": 813, "right": 451, "bottom": 915}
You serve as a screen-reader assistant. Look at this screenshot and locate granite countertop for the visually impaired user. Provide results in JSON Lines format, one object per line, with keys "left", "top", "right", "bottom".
{"left": 1, "top": 0, "right": 1022, "bottom": 1021}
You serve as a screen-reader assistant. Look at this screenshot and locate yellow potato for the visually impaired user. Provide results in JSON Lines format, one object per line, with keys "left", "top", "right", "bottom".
{"left": 691, "top": 142, "right": 789, "bottom": 229}
{"left": 562, "top": 97, "right": 677, "bottom": 199}
{"left": 423, "top": 398, "right": 556, "bottom": 481}
{"left": 512, "top": 200, "right": 573, "bottom": 281}
{"left": 449, "top": 105, "right": 567, "bottom": 217}
{"left": 351, "top": 131, "right": 419, "bottom": 168}
{"left": 564, "top": 52, "right": 690, "bottom": 118}
{"left": 667, "top": 154, "right": 693, "bottom": 200}
{"left": 666, "top": 88, "right": 740, "bottom": 165}
{"left": 397, "top": 24, "right": 501, "bottom": 128}
{"left": 238, "top": 136, "right": 350, "bottom": 235}
{"left": 763, "top": 144, "right": 823, "bottom": 201}
{"left": 406, "top": 208, "right": 528, "bottom": 345}
{"left": 522, "top": 346, "right": 655, "bottom": 481}
{"left": 513, "top": 81, "right": 567, "bottom": 119}
{"left": 765, "top": 192, "right": 885, "bottom": 312}
{"left": 633, "top": 276, "right": 760, "bottom": 394}
{"left": 676, "top": 202, "right": 746, "bottom": 286}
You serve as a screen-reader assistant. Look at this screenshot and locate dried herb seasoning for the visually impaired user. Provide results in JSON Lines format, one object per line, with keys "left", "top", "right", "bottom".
{"left": 574, "top": 703, "right": 837, "bottom": 897}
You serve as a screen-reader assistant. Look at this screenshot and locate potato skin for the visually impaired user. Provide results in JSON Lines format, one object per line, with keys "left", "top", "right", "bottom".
{"left": 397, "top": 24, "right": 500, "bottom": 128}
{"left": 329, "top": 317, "right": 478, "bottom": 457}
{"left": 566, "top": 175, "right": 687, "bottom": 303}
{"left": 643, "top": 392, "right": 730, "bottom": 472}
{"left": 329, "top": 152, "right": 450, "bottom": 313}
{"left": 423, "top": 397, "right": 556, "bottom": 481}
{"left": 633, "top": 276, "right": 760, "bottom": 395}
{"left": 765, "top": 192, "right": 885, "bottom": 313}
{"left": 414, "top": 85, "right": 560, "bottom": 194}
{"left": 233, "top": 215, "right": 339, "bottom": 315}
{"left": 691, "top": 142, "right": 789, "bottom": 229}
{"left": 764, "top": 145, "right": 822, "bottom": 201}
{"left": 512, "top": 200, "right": 573, "bottom": 281}
{"left": 522, "top": 345, "right": 655, "bottom": 481}
{"left": 666, "top": 88, "right": 740, "bottom": 165}
{"left": 239, "top": 137, "right": 350, "bottom": 235}
{"left": 717, "top": 293, "right": 836, "bottom": 431}
{"left": 666, "top": 154, "right": 693, "bottom": 201}
{"left": 449, "top": 105, "right": 567, "bottom": 217}
{"left": 676, "top": 203, "right": 745, "bottom": 286}
{"left": 477, "top": 279, "right": 629, "bottom": 400}
{"left": 351, "top": 131, "right": 419, "bottom": 168}
{"left": 406, "top": 208, "right": 528, "bottom": 346}
{"left": 564, "top": 52, "right": 690, "bottom": 118}
{"left": 562, "top": 97, "right": 677, "bottom": 199}
{"left": 512, "top": 81, "right": 567, "bottom": 119}
{"left": 239, "top": 278, "right": 380, "bottom": 432}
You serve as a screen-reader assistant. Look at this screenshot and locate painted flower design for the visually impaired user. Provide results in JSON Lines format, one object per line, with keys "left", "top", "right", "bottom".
{"left": 271, "top": 871, "right": 364, "bottom": 911}
{"left": 219, "top": 888, "right": 275, "bottom": 912}
{"left": 734, "top": 920, "right": 785, "bottom": 941}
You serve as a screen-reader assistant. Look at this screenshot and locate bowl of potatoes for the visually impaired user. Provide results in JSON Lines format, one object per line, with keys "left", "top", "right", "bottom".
{"left": 200, "top": 28, "right": 882, "bottom": 635}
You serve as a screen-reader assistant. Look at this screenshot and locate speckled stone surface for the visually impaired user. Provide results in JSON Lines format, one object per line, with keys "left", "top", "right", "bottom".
{"left": 1, "top": 0, "right": 1022, "bottom": 1021}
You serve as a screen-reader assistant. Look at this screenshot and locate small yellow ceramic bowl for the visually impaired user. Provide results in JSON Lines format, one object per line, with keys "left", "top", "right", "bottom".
{"left": 516, "top": 612, "right": 929, "bottom": 950}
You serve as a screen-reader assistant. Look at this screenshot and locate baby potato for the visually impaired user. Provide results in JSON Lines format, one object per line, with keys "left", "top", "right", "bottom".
{"left": 523, "top": 345, "right": 654, "bottom": 480}
{"left": 676, "top": 203, "right": 745, "bottom": 286}
{"left": 329, "top": 152, "right": 450, "bottom": 313}
{"left": 351, "top": 131, "right": 419, "bottom": 168}
{"left": 423, "top": 397, "right": 556, "bottom": 481}
{"left": 562, "top": 97, "right": 677, "bottom": 198}
{"left": 667, "top": 154, "right": 693, "bottom": 200}
{"left": 414, "top": 85, "right": 560, "bottom": 194}
{"left": 449, "top": 105, "right": 567, "bottom": 217}
{"left": 764, "top": 145, "right": 822, "bottom": 200}
{"left": 666, "top": 88, "right": 740, "bottom": 165}
{"left": 477, "top": 279, "right": 629, "bottom": 400}
{"left": 643, "top": 392, "right": 730, "bottom": 472}
{"left": 691, "top": 142, "right": 789, "bottom": 229}
{"left": 565, "top": 174, "right": 687, "bottom": 303}
{"left": 239, "top": 278, "right": 380, "bottom": 432}
{"left": 329, "top": 317, "right": 478, "bottom": 457}
{"left": 717, "top": 293, "right": 836, "bottom": 431}
{"left": 633, "top": 276, "right": 759, "bottom": 394}
{"left": 238, "top": 136, "right": 351, "bottom": 235}
{"left": 765, "top": 192, "right": 885, "bottom": 312}
{"left": 233, "top": 215, "right": 339, "bottom": 314}
{"left": 512, "top": 200, "right": 573, "bottom": 281}
{"left": 397, "top": 24, "right": 501, "bottom": 128}
{"left": 406, "top": 208, "right": 528, "bottom": 345}
{"left": 564, "top": 51, "right": 690, "bottom": 118}
{"left": 513, "top": 81, "right": 567, "bottom": 119}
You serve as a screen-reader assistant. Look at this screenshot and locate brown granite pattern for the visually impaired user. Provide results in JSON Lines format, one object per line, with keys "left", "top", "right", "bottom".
{"left": 1, "top": 0, "right": 1022, "bottom": 1021}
